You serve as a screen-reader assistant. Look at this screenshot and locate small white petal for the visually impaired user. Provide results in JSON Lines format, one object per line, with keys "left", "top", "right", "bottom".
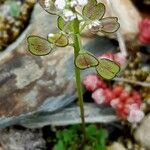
{"left": 45, "top": 0, "right": 50, "bottom": 8}
{"left": 90, "top": 20, "right": 101, "bottom": 28}
{"left": 88, "top": 20, "right": 102, "bottom": 33}
{"left": 77, "top": 0, "right": 88, "bottom": 6}
{"left": 63, "top": 9, "right": 76, "bottom": 21}
{"left": 70, "top": 0, "right": 78, "bottom": 7}
{"left": 55, "top": 0, "right": 66, "bottom": 10}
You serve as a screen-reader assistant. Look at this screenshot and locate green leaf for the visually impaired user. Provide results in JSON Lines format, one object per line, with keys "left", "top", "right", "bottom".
{"left": 48, "top": 33, "right": 69, "bottom": 47}
{"left": 75, "top": 51, "right": 99, "bottom": 69}
{"left": 82, "top": 0, "right": 105, "bottom": 20}
{"left": 38, "top": 0, "right": 58, "bottom": 15}
{"left": 54, "top": 140, "right": 65, "bottom": 150}
{"left": 100, "top": 17, "right": 120, "bottom": 33}
{"left": 57, "top": 16, "right": 74, "bottom": 33}
{"left": 86, "top": 125, "right": 97, "bottom": 138}
{"left": 62, "top": 129, "right": 74, "bottom": 143}
{"left": 97, "top": 129, "right": 108, "bottom": 150}
{"left": 27, "top": 36, "right": 52, "bottom": 56}
{"left": 96, "top": 58, "right": 120, "bottom": 80}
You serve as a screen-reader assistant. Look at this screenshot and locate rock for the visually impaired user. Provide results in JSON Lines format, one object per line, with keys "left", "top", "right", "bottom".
{"left": 0, "top": 4, "right": 75, "bottom": 128}
{"left": 111, "top": 142, "right": 127, "bottom": 150}
{"left": 134, "top": 113, "right": 150, "bottom": 148}
{"left": 0, "top": 128, "right": 46, "bottom": 150}
{"left": 22, "top": 103, "right": 117, "bottom": 128}
{"left": 0, "top": 3, "right": 117, "bottom": 128}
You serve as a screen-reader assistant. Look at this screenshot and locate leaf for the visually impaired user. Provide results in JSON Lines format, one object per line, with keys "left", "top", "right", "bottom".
{"left": 27, "top": 36, "right": 52, "bottom": 56}
{"left": 48, "top": 33, "right": 69, "bottom": 47}
{"left": 100, "top": 17, "right": 120, "bottom": 33}
{"left": 57, "top": 16, "right": 73, "bottom": 32}
{"left": 62, "top": 129, "right": 74, "bottom": 143}
{"left": 82, "top": 0, "right": 105, "bottom": 20}
{"left": 86, "top": 125, "right": 97, "bottom": 138}
{"left": 54, "top": 140, "right": 65, "bottom": 150}
{"left": 96, "top": 58, "right": 120, "bottom": 80}
{"left": 97, "top": 129, "right": 108, "bottom": 150}
{"left": 38, "top": 0, "right": 58, "bottom": 15}
{"left": 75, "top": 51, "right": 99, "bottom": 69}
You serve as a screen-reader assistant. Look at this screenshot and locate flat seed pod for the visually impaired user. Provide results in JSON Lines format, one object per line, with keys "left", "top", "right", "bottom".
{"left": 27, "top": 36, "right": 52, "bottom": 56}
{"left": 82, "top": 0, "right": 105, "bottom": 20}
{"left": 100, "top": 17, "right": 120, "bottom": 33}
{"left": 48, "top": 33, "right": 69, "bottom": 47}
{"left": 57, "top": 16, "right": 73, "bottom": 32}
{"left": 75, "top": 51, "right": 99, "bottom": 69}
{"left": 96, "top": 58, "right": 120, "bottom": 80}
{"left": 38, "top": 0, "right": 58, "bottom": 15}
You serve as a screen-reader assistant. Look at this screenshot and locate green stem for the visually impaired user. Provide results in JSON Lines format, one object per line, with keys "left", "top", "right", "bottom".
{"left": 73, "top": 19, "right": 86, "bottom": 140}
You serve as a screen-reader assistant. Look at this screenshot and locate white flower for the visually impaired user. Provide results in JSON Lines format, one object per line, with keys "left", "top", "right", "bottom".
{"left": 92, "top": 88, "right": 105, "bottom": 104}
{"left": 88, "top": 20, "right": 101, "bottom": 28}
{"left": 77, "top": 0, "right": 88, "bottom": 6}
{"left": 70, "top": 0, "right": 78, "bottom": 7}
{"left": 69, "top": 0, "right": 88, "bottom": 7}
{"left": 127, "top": 109, "right": 144, "bottom": 123}
{"left": 54, "top": 0, "right": 66, "bottom": 10}
{"left": 63, "top": 9, "right": 76, "bottom": 21}
{"left": 88, "top": 20, "right": 102, "bottom": 32}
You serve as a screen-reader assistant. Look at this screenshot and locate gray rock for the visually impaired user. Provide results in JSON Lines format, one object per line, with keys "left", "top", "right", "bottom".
{"left": 0, "top": 4, "right": 76, "bottom": 128}
{"left": 22, "top": 103, "right": 117, "bottom": 128}
{"left": 134, "top": 114, "right": 150, "bottom": 148}
{"left": 0, "top": 3, "right": 117, "bottom": 128}
{"left": 0, "top": 128, "right": 46, "bottom": 150}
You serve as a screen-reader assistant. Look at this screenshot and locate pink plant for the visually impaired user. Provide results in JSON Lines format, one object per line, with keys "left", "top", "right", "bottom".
{"left": 98, "top": 52, "right": 114, "bottom": 61}
{"left": 98, "top": 52, "right": 126, "bottom": 66}
{"left": 92, "top": 89, "right": 105, "bottom": 104}
{"left": 127, "top": 104, "right": 144, "bottom": 123}
{"left": 83, "top": 74, "right": 107, "bottom": 92}
{"left": 110, "top": 98, "right": 120, "bottom": 109}
{"left": 83, "top": 75, "right": 144, "bottom": 123}
{"left": 139, "top": 18, "right": 150, "bottom": 44}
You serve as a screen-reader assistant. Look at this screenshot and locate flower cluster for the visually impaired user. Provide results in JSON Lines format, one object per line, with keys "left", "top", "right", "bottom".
{"left": 83, "top": 74, "right": 144, "bottom": 123}
{"left": 41, "top": 0, "right": 120, "bottom": 35}
{"left": 139, "top": 18, "right": 150, "bottom": 44}
{"left": 45, "top": 0, "right": 88, "bottom": 21}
